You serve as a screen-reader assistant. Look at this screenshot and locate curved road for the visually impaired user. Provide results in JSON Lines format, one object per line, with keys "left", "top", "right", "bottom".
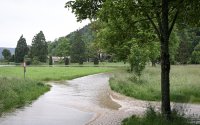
{"left": 0, "top": 73, "right": 199, "bottom": 125}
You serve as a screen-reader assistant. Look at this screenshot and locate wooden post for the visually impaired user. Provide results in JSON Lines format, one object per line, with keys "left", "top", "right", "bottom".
{"left": 23, "top": 62, "right": 26, "bottom": 79}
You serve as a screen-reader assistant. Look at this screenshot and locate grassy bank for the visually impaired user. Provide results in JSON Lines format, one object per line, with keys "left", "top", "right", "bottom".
{"left": 0, "top": 77, "right": 50, "bottom": 115}
{"left": 122, "top": 107, "right": 199, "bottom": 125}
{"left": 0, "top": 66, "right": 116, "bottom": 81}
{"left": 110, "top": 65, "right": 200, "bottom": 103}
{"left": 0, "top": 66, "right": 116, "bottom": 114}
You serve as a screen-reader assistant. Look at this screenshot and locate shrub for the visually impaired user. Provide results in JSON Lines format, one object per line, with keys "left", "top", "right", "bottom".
{"left": 32, "top": 57, "right": 41, "bottom": 65}
{"left": 64, "top": 57, "right": 69, "bottom": 65}
{"left": 49, "top": 56, "right": 53, "bottom": 65}
{"left": 94, "top": 57, "right": 99, "bottom": 65}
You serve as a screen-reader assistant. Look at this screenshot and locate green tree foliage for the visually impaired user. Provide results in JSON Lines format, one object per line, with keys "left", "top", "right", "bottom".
{"left": 66, "top": 0, "right": 200, "bottom": 118}
{"left": 2, "top": 49, "right": 11, "bottom": 61}
{"left": 31, "top": 31, "right": 48, "bottom": 62}
{"left": 128, "top": 42, "right": 149, "bottom": 77}
{"left": 10, "top": 55, "right": 15, "bottom": 62}
{"left": 55, "top": 37, "right": 70, "bottom": 57}
{"left": 169, "top": 29, "right": 180, "bottom": 64}
{"left": 48, "top": 40, "right": 59, "bottom": 56}
{"left": 48, "top": 37, "right": 71, "bottom": 57}
{"left": 70, "top": 31, "right": 86, "bottom": 64}
{"left": 176, "top": 29, "right": 192, "bottom": 64}
{"left": 15, "top": 35, "right": 29, "bottom": 63}
{"left": 191, "top": 43, "right": 200, "bottom": 64}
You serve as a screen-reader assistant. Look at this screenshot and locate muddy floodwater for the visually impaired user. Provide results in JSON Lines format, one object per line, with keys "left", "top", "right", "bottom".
{"left": 0, "top": 73, "right": 200, "bottom": 125}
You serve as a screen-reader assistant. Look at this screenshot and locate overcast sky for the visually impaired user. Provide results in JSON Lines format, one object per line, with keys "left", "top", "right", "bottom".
{"left": 0, "top": 0, "right": 89, "bottom": 48}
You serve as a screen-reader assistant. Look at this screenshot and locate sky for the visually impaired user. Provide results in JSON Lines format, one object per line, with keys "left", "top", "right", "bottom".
{"left": 0, "top": 0, "right": 90, "bottom": 48}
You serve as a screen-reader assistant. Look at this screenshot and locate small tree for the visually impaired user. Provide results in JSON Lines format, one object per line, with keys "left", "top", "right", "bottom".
{"left": 128, "top": 42, "right": 149, "bottom": 78}
{"left": 2, "top": 49, "right": 11, "bottom": 61}
{"left": 49, "top": 56, "right": 53, "bottom": 65}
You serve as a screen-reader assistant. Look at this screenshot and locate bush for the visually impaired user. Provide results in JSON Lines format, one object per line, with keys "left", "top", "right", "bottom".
{"left": 32, "top": 57, "right": 41, "bottom": 65}
{"left": 79, "top": 57, "right": 84, "bottom": 65}
{"left": 94, "top": 57, "right": 99, "bottom": 65}
{"left": 64, "top": 57, "right": 69, "bottom": 65}
{"left": 49, "top": 56, "right": 53, "bottom": 65}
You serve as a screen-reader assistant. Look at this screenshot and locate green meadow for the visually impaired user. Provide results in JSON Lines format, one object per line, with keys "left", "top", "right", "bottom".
{"left": 0, "top": 66, "right": 116, "bottom": 81}
{"left": 110, "top": 65, "right": 200, "bottom": 103}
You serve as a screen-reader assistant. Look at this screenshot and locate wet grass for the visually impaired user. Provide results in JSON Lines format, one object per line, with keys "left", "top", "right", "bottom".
{"left": 0, "top": 77, "right": 50, "bottom": 115}
{"left": 122, "top": 106, "right": 199, "bottom": 125}
{"left": 0, "top": 66, "right": 116, "bottom": 81}
{"left": 110, "top": 65, "right": 200, "bottom": 103}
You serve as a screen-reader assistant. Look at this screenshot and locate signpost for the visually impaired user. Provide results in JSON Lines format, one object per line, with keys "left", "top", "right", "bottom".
{"left": 23, "top": 62, "right": 26, "bottom": 79}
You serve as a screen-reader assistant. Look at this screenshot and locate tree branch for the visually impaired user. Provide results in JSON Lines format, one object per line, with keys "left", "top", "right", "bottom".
{"left": 146, "top": 14, "right": 161, "bottom": 41}
{"left": 169, "top": 9, "right": 179, "bottom": 35}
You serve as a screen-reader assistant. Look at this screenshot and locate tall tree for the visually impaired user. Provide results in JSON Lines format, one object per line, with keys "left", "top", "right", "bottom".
{"left": 2, "top": 49, "right": 11, "bottom": 61}
{"left": 66, "top": 0, "right": 200, "bottom": 118}
{"left": 31, "top": 31, "right": 48, "bottom": 62}
{"left": 15, "top": 35, "right": 29, "bottom": 63}
{"left": 70, "top": 31, "right": 86, "bottom": 64}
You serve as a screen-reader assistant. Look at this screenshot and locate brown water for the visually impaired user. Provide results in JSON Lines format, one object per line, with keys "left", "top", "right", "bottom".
{"left": 0, "top": 73, "right": 120, "bottom": 125}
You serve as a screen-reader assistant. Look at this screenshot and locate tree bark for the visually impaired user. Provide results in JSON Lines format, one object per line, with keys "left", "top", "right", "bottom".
{"left": 161, "top": 0, "right": 171, "bottom": 119}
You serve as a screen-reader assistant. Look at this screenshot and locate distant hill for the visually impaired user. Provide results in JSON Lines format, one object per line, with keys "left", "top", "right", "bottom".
{"left": 48, "top": 23, "right": 96, "bottom": 56}
{"left": 0, "top": 47, "right": 15, "bottom": 59}
{"left": 66, "top": 23, "right": 95, "bottom": 44}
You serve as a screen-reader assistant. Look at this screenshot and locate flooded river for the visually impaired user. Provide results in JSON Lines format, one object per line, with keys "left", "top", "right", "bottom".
{"left": 0, "top": 73, "right": 199, "bottom": 125}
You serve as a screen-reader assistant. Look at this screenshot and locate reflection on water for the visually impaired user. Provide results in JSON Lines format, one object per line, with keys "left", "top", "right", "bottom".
{"left": 0, "top": 73, "right": 121, "bottom": 125}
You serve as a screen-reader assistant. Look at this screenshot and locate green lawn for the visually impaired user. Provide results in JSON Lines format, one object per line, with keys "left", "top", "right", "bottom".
{"left": 110, "top": 65, "right": 200, "bottom": 103}
{"left": 0, "top": 66, "right": 116, "bottom": 81}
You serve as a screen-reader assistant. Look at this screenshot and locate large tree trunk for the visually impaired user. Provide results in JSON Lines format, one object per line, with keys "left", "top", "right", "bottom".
{"left": 160, "top": 38, "right": 171, "bottom": 118}
{"left": 161, "top": 0, "right": 171, "bottom": 119}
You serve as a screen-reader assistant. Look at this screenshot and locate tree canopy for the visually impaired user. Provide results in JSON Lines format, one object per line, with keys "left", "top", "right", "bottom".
{"left": 15, "top": 35, "right": 29, "bottom": 63}
{"left": 30, "top": 31, "right": 48, "bottom": 62}
{"left": 2, "top": 49, "right": 11, "bottom": 61}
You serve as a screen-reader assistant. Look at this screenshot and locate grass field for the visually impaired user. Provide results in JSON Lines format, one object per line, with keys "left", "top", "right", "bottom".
{"left": 122, "top": 106, "right": 199, "bottom": 125}
{"left": 0, "top": 66, "right": 116, "bottom": 81}
{"left": 0, "top": 78, "right": 50, "bottom": 115}
{"left": 110, "top": 65, "right": 200, "bottom": 103}
{"left": 0, "top": 66, "right": 116, "bottom": 115}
